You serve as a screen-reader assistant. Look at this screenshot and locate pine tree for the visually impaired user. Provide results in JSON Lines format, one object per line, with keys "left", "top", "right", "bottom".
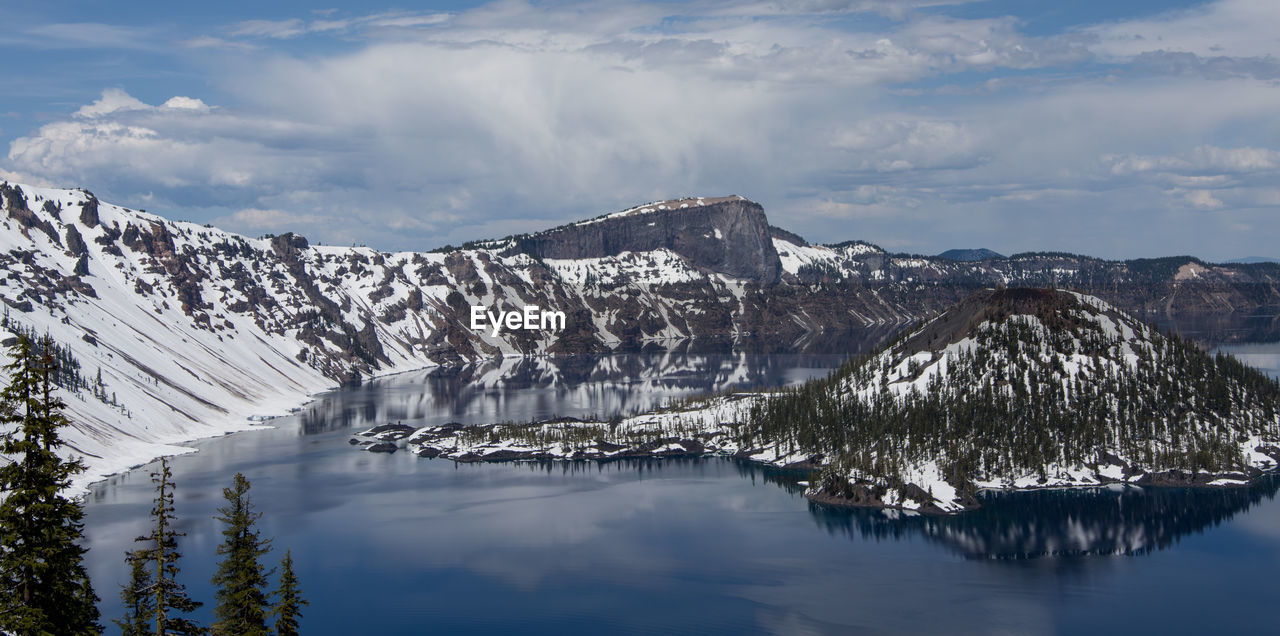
{"left": 134, "top": 457, "right": 204, "bottom": 635}
{"left": 271, "top": 549, "right": 307, "bottom": 636}
{"left": 0, "top": 335, "right": 101, "bottom": 634}
{"left": 211, "top": 473, "right": 271, "bottom": 636}
{"left": 115, "top": 549, "right": 155, "bottom": 636}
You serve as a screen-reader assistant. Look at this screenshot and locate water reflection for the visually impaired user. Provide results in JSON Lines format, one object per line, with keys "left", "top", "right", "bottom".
{"left": 607, "top": 324, "right": 907, "bottom": 356}
{"left": 82, "top": 342, "right": 1280, "bottom": 635}
{"left": 1157, "top": 312, "right": 1280, "bottom": 346}
{"left": 297, "top": 352, "right": 849, "bottom": 435}
{"left": 805, "top": 475, "right": 1280, "bottom": 561}
{"left": 503, "top": 458, "right": 1280, "bottom": 563}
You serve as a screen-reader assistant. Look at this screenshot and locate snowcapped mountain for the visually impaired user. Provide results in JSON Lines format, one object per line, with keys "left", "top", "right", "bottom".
{"left": 357, "top": 288, "right": 1280, "bottom": 516}
{"left": 772, "top": 288, "right": 1280, "bottom": 512}
{"left": 1, "top": 181, "right": 1278, "bottom": 490}
{"left": 0, "top": 183, "right": 908, "bottom": 488}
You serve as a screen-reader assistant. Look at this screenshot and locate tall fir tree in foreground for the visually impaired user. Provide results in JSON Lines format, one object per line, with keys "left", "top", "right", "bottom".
{"left": 0, "top": 335, "right": 101, "bottom": 634}
{"left": 211, "top": 472, "right": 271, "bottom": 636}
{"left": 133, "top": 457, "right": 204, "bottom": 635}
{"left": 271, "top": 549, "right": 307, "bottom": 636}
{"left": 115, "top": 549, "right": 155, "bottom": 636}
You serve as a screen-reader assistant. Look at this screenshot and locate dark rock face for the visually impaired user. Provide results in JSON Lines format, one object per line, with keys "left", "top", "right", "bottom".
{"left": 80, "top": 195, "right": 100, "bottom": 228}
{"left": 65, "top": 225, "right": 88, "bottom": 258}
{"left": 2, "top": 183, "right": 61, "bottom": 246}
{"left": 518, "top": 196, "right": 783, "bottom": 283}
{"left": 769, "top": 225, "right": 808, "bottom": 246}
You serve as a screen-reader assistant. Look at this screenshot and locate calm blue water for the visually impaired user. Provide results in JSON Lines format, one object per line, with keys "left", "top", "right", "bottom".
{"left": 82, "top": 347, "right": 1280, "bottom": 635}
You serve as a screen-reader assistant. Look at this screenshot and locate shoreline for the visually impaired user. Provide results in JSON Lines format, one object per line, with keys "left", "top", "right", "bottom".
{"left": 350, "top": 412, "right": 1280, "bottom": 515}
{"left": 345, "top": 401, "right": 1280, "bottom": 516}
{"left": 72, "top": 360, "right": 443, "bottom": 495}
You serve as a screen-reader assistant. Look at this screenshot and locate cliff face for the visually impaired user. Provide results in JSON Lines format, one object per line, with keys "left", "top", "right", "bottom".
{"left": 518, "top": 196, "right": 782, "bottom": 283}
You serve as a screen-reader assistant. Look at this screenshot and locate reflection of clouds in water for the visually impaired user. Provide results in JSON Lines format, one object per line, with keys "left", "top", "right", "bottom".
{"left": 297, "top": 352, "right": 850, "bottom": 435}
{"left": 739, "top": 562, "right": 1057, "bottom": 636}
{"left": 81, "top": 347, "right": 1280, "bottom": 633}
{"left": 320, "top": 462, "right": 781, "bottom": 590}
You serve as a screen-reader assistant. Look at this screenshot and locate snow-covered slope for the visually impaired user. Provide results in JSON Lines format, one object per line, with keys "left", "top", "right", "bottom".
{"left": 0, "top": 182, "right": 902, "bottom": 489}
{"left": 381, "top": 289, "right": 1280, "bottom": 515}
{"left": 0, "top": 184, "right": 342, "bottom": 490}
{"left": 2, "top": 179, "right": 1278, "bottom": 494}
{"left": 792, "top": 288, "right": 1280, "bottom": 512}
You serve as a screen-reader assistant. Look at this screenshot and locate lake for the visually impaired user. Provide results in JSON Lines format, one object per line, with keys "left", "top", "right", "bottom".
{"left": 82, "top": 343, "right": 1280, "bottom": 635}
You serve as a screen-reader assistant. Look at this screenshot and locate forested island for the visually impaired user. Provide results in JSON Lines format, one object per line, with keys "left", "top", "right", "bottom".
{"left": 353, "top": 288, "right": 1280, "bottom": 513}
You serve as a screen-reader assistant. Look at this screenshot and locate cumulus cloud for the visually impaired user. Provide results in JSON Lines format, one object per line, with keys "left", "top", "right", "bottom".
{"left": 161, "top": 96, "right": 211, "bottom": 112}
{"left": 74, "top": 88, "right": 150, "bottom": 118}
{"left": 4, "top": 0, "right": 1280, "bottom": 259}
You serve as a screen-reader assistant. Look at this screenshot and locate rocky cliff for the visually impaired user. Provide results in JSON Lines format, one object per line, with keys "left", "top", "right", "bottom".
{"left": 517, "top": 195, "right": 782, "bottom": 283}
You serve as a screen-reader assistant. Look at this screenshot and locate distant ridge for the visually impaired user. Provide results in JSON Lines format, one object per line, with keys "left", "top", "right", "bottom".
{"left": 937, "top": 248, "right": 1004, "bottom": 261}
{"left": 1227, "top": 256, "right": 1280, "bottom": 265}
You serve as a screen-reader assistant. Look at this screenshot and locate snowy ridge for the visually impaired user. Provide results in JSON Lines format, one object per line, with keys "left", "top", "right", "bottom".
{"left": 571, "top": 195, "right": 745, "bottom": 227}
{"left": 0, "top": 182, "right": 850, "bottom": 490}
{"left": 772, "top": 237, "right": 885, "bottom": 280}
{"left": 798, "top": 288, "right": 1280, "bottom": 512}
{"left": 3, "top": 180, "right": 1277, "bottom": 497}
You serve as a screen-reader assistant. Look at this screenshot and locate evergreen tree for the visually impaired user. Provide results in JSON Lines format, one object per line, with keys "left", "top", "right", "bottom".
{"left": 271, "top": 550, "right": 307, "bottom": 636}
{"left": 211, "top": 473, "right": 271, "bottom": 636}
{"left": 115, "top": 549, "right": 155, "bottom": 636}
{"left": 0, "top": 335, "right": 101, "bottom": 634}
{"left": 134, "top": 457, "right": 204, "bottom": 635}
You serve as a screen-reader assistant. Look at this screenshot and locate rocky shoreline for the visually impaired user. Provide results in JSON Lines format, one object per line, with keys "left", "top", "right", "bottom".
{"left": 347, "top": 404, "right": 1280, "bottom": 515}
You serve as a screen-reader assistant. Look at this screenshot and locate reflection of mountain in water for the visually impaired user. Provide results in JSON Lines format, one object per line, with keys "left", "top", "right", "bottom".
{"left": 804, "top": 474, "right": 1280, "bottom": 560}
{"left": 1157, "top": 312, "right": 1280, "bottom": 346}
{"left": 608, "top": 325, "right": 909, "bottom": 356}
{"left": 491, "top": 459, "right": 1280, "bottom": 563}
{"left": 296, "top": 350, "right": 862, "bottom": 435}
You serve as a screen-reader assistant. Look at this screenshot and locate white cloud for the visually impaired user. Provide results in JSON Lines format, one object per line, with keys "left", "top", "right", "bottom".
{"left": 1086, "top": 0, "right": 1280, "bottom": 60}
{"left": 1106, "top": 146, "right": 1280, "bottom": 176}
{"left": 1182, "top": 188, "right": 1225, "bottom": 210}
{"left": 75, "top": 88, "right": 150, "bottom": 118}
{"left": 831, "top": 118, "right": 983, "bottom": 172}
{"left": 161, "top": 96, "right": 211, "bottom": 112}
{"left": 5, "top": 1, "right": 1280, "bottom": 259}
{"left": 8, "top": 90, "right": 331, "bottom": 195}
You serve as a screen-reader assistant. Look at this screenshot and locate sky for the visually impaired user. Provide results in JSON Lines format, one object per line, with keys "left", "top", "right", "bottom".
{"left": 1, "top": 0, "right": 1278, "bottom": 260}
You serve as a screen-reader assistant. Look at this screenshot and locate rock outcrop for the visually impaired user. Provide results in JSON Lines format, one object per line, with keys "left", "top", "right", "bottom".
{"left": 517, "top": 196, "right": 782, "bottom": 283}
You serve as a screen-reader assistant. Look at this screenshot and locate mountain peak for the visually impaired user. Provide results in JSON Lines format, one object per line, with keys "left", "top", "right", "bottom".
{"left": 518, "top": 194, "right": 781, "bottom": 283}
{"left": 896, "top": 287, "right": 1119, "bottom": 355}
